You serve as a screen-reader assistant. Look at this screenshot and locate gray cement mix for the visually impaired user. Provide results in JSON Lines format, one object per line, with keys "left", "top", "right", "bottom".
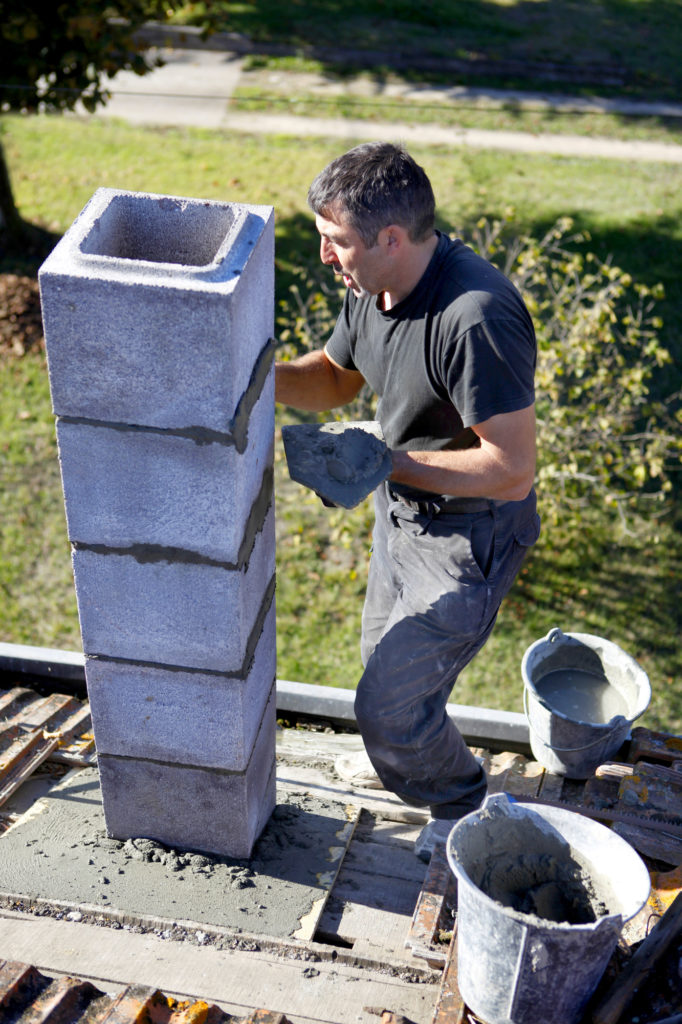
{"left": 282, "top": 421, "right": 391, "bottom": 509}
{"left": 466, "top": 813, "right": 617, "bottom": 926}
{"left": 0, "top": 767, "right": 355, "bottom": 938}
{"left": 479, "top": 848, "right": 610, "bottom": 924}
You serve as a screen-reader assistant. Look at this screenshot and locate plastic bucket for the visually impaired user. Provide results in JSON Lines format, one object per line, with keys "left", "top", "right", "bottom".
{"left": 522, "top": 628, "right": 651, "bottom": 778}
{"left": 446, "top": 794, "right": 650, "bottom": 1024}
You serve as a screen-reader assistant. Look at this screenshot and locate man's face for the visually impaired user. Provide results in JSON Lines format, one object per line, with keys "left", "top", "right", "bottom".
{"left": 315, "top": 206, "right": 386, "bottom": 299}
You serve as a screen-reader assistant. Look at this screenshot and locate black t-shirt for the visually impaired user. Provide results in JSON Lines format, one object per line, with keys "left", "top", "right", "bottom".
{"left": 325, "top": 232, "right": 536, "bottom": 453}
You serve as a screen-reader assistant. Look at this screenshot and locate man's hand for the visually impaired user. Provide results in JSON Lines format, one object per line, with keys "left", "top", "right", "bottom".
{"left": 275, "top": 348, "right": 365, "bottom": 412}
{"left": 389, "top": 404, "right": 537, "bottom": 502}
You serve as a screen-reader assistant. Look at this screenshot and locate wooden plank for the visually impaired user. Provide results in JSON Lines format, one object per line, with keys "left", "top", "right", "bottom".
{"left": 48, "top": 705, "right": 96, "bottom": 766}
{"left": 92, "top": 985, "right": 158, "bottom": 1024}
{"left": 515, "top": 794, "right": 682, "bottom": 838}
{"left": 537, "top": 770, "right": 564, "bottom": 801}
{"left": 649, "top": 865, "right": 682, "bottom": 914}
{"left": 277, "top": 730, "right": 364, "bottom": 763}
{"left": 0, "top": 689, "right": 34, "bottom": 719}
{"left": 618, "top": 770, "right": 682, "bottom": 816}
{"left": 363, "top": 1012, "right": 420, "bottom": 1024}
{"left": 430, "top": 927, "right": 466, "bottom": 1024}
{"left": 0, "top": 959, "right": 45, "bottom": 1005}
{"left": 582, "top": 775, "right": 620, "bottom": 809}
{"left": 18, "top": 692, "right": 78, "bottom": 729}
{"left": 0, "top": 909, "right": 441, "bottom": 1024}
{"left": 342, "top": 838, "right": 426, "bottom": 884}
{"left": 293, "top": 805, "right": 360, "bottom": 941}
{"left": 18, "top": 974, "right": 101, "bottom": 1022}
{"left": 331, "top": 868, "right": 423, "bottom": 917}
{"left": 629, "top": 728, "right": 682, "bottom": 765}
{"left": 405, "top": 843, "right": 455, "bottom": 968}
{"left": 591, "top": 891, "right": 682, "bottom": 1024}
{"left": 352, "top": 814, "right": 423, "bottom": 850}
{"left": 50, "top": 704, "right": 91, "bottom": 745}
{"left": 0, "top": 689, "right": 95, "bottom": 770}
{"left": 595, "top": 762, "right": 635, "bottom": 780}
{"left": 276, "top": 766, "right": 429, "bottom": 825}
{"left": 612, "top": 821, "right": 682, "bottom": 866}
{"left": 0, "top": 964, "right": 251, "bottom": 1024}
{"left": 317, "top": 899, "right": 419, "bottom": 963}
{"left": 242, "top": 1011, "right": 291, "bottom": 1024}
{"left": 0, "top": 731, "right": 61, "bottom": 807}
{"left": 315, "top": 809, "right": 427, "bottom": 959}
{"left": 486, "top": 751, "right": 526, "bottom": 794}
{"left": 503, "top": 758, "right": 544, "bottom": 798}
{"left": 633, "top": 760, "right": 682, "bottom": 785}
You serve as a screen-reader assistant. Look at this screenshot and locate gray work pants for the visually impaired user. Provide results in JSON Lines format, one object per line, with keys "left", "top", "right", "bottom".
{"left": 355, "top": 482, "right": 540, "bottom": 820}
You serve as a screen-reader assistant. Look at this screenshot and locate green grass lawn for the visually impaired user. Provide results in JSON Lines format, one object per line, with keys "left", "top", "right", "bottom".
{"left": 171, "top": 0, "right": 682, "bottom": 101}
{"left": 1, "top": 112, "right": 681, "bottom": 732}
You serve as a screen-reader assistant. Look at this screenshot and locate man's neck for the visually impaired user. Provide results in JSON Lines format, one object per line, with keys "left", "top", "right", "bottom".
{"left": 380, "top": 232, "right": 439, "bottom": 311}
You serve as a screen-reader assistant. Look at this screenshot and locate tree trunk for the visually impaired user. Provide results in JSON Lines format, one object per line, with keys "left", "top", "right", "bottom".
{"left": 0, "top": 134, "right": 59, "bottom": 263}
{"left": 0, "top": 137, "right": 26, "bottom": 245}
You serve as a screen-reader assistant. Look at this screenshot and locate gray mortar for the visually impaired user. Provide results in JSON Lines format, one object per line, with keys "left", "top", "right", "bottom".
{"left": 478, "top": 848, "right": 610, "bottom": 924}
{"left": 0, "top": 768, "right": 353, "bottom": 938}
{"left": 460, "top": 810, "right": 618, "bottom": 926}
{"left": 282, "top": 421, "right": 392, "bottom": 509}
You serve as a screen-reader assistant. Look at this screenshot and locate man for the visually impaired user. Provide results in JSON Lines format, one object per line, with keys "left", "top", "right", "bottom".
{"left": 276, "top": 142, "right": 540, "bottom": 861}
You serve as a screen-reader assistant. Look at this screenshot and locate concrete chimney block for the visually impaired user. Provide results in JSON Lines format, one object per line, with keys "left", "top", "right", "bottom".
{"left": 85, "top": 599, "right": 276, "bottom": 772}
{"left": 97, "top": 684, "right": 277, "bottom": 859}
{"left": 55, "top": 396, "right": 273, "bottom": 564}
{"left": 39, "top": 188, "right": 274, "bottom": 433}
{"left": 71, "top": 502, "right": 275, "bottom": 673}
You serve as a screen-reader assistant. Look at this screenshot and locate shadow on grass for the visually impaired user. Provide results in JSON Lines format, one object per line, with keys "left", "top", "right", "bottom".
{"left": 189, "top": 0, "right": 682, "bottom": 101}
{"left": 0, "top": 221, "right": 61, "bottom": 277}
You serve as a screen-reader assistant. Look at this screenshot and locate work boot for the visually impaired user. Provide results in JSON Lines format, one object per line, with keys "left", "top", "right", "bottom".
{"left": 334, "top": 748, "right": 385, "bottom": 789}
{"left": 414, "top": 818, "right": 456, "bottom": 863}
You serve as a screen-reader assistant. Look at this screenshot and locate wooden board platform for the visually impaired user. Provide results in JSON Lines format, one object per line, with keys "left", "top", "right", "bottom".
{"left": 1, "top": 687, "right": 682, "bottom": 1024}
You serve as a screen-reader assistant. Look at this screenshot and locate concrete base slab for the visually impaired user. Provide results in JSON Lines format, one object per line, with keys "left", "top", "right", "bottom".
{"left": 0, "top": 767, "right": 357, "bottom": 939}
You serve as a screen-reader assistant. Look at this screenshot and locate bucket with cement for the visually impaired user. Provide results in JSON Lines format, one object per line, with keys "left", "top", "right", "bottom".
{"left": 446, "top": 794, "right": 650, "bottom": 1024}
{"left": 522, "top": 628, "right": 651, "bottom": 778}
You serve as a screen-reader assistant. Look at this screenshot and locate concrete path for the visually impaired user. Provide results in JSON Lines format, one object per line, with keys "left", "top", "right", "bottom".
{"left": 95, "top": 47, "right": 682, "bottom": 164}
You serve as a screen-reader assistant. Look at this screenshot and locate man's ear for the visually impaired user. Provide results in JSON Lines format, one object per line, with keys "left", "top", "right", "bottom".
{"left": 380, "top": 224, "right": 407, "bottom": 251}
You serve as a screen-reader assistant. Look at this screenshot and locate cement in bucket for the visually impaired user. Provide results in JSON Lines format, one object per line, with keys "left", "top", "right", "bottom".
{"left": 522, "top": 628, "right": 651, "bottom": 778}
{"left": 446, "top": 794, "right": 650, "bottom": 1024}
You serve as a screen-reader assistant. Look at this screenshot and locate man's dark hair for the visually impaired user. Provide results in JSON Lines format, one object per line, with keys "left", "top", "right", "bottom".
{"left": 307, "top": 142, "right": 435, "bottom": 247}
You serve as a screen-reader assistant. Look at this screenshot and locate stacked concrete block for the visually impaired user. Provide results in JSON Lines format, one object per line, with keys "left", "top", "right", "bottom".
{"left": 39, "top": 188, "right": 276, "bottom": 858}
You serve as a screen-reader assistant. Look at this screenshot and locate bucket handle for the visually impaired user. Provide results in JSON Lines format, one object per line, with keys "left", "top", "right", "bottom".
{"left": 523, "top": 686, "right": 629, "bottom": 753}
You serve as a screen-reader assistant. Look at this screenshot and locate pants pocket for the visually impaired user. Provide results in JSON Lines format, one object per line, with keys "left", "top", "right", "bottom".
{"left": 470, "top": 513, "right": 495, "bottom": 580}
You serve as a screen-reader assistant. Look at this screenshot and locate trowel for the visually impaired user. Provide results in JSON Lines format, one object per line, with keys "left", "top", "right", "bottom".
{"left": 281, "top": 420, "right": 392, "bottom": 509}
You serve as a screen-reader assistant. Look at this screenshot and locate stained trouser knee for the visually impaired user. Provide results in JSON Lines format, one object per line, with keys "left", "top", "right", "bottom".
{"left": 353, "top": 684, "right": 411, "bottom": 777}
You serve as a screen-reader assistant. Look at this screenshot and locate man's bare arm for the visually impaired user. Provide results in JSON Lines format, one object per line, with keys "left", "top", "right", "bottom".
{"left": 275, "top": 348, "right": 365, "bottom": 412}
{"left": 389, "top": 404, "right": 537, "bottom": 502}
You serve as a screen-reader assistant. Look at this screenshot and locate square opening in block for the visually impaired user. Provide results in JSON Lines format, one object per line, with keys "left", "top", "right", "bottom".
{"left": 80, "top": 193, "right": 236, "bottom": 267}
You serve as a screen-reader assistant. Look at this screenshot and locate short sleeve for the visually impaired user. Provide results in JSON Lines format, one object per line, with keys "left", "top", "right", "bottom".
{"left": 325, "top": 290, "right": 358, "bottom": 371}
{"left": 441, "top": 317, "right": 536, "bottom": 428}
